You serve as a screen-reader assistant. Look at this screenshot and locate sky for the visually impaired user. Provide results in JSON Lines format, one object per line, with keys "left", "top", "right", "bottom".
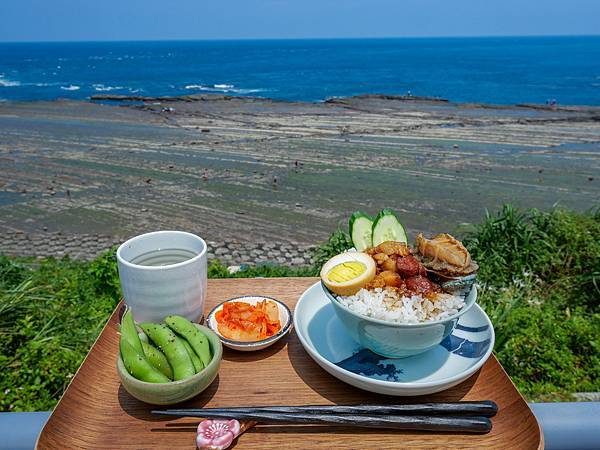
{"left": 1, "top": 0, "right": 599, "bottom": 42}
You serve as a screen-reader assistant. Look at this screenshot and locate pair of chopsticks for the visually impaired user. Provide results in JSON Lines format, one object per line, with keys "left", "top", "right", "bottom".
{"left": 153, "top": 400, "right": 497, "bottom": 433}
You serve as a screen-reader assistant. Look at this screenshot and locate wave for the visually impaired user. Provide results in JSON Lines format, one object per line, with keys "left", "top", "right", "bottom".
{"left": 0, "top": 80, "right": 59, "bottom": 88}
{"left": 93, "top": 84, "right": 125, "bottom": 92}
{"left": 0, "top": 76, "right": 21, "bottom": 87}
{"left": 60, "top": 85, "right": 80, "bottom": 91}
{"left": 184, "top": 83, "right": 263, "bottom": 94}
{"left": 184, "top": 84, "right": 211, "bottom": 90}
{"left": 235, "top": 88, "right": 263, "bottom": 94}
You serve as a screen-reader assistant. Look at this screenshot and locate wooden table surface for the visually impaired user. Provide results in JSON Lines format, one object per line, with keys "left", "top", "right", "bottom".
{"left": 37, "top": 277, "right": 543, "bottom": 449}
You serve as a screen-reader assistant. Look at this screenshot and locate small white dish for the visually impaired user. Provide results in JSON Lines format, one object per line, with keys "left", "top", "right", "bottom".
{"left": 294, "top": 282, "right": 494, "bottom": 396}
{"left": 206, "top": 296, "right": 292, "bottom": 351}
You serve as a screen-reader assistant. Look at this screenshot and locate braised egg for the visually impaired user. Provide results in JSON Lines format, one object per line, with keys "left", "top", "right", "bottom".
{"left": 320, "top": 252, "right": 376, "bottom": 296}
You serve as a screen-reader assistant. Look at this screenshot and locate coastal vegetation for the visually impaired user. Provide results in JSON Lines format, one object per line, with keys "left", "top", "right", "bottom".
{"left": 1, "top": 205, "right": 598, "bottom": 411}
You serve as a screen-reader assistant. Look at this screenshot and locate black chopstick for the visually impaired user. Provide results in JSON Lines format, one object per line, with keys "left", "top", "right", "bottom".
{"left": 153, "top": 410, "right": 491, "bottom": 433}
{"left": 154, "top": 401, "right": 497, "bottom": 418}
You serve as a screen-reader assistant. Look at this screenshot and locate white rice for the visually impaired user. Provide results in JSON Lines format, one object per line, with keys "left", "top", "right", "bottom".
{"left": 338, "top": 288, "right": 465, "bottom": 323}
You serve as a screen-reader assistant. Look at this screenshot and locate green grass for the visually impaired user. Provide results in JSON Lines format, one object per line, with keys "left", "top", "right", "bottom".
{"left": 0, "top": 253, "right": 120, "bottom": 412}
{"left": 1, "top": 204, "right": 599, "bottom": 411}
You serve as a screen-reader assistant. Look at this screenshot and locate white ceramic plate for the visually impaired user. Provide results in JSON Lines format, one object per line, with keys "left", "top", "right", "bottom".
{"left": 294, "top": 282, "right": 494, "bottom": 396}
{"left": 206, "top": 296, "right": 292, "bottom": 351}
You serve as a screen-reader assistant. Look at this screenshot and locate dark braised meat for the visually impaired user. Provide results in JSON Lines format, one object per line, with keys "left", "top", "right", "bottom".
{"left": 405, "top": 275, "right": 441, "bottom": 296}
{"left": 396, "top": 255, "right": 426, "bottom": 278}
{"left": 363, "top": 241, "right": 443, "bottom": 294}
{"left": 367, "top": 241, "right": 412, "bottom": 276}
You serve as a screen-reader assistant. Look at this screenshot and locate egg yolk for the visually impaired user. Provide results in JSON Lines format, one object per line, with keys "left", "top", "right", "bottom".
{"left": 327, "top": 261, "right": 366, "bottom": 283}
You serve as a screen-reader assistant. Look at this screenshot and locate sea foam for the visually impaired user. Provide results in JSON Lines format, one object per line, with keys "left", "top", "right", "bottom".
{"left": 184, "top": 83, "right": 262, "bottom": 94}
{"left": 60, "top": 85, "right": 80, "bottom": 91}
{"left": 93, "top": 84, "right": 125, "bottom": 91}
{"left": 0, "top": 76, "right": 21, "bottom": 87}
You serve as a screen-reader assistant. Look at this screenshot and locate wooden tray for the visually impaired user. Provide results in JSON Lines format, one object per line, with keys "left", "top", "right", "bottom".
{"left": 37, "top": 278, "right": 543, "bottom": 449}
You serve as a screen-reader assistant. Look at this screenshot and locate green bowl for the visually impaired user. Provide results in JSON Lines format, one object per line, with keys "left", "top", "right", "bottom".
{"left": 117, "top": 323, "right": 222, "bottom": 405}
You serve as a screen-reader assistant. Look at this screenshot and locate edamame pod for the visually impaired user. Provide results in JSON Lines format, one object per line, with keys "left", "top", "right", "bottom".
{"left": 181, "top": 339, "right": 204, "bottom": 373}
{"left": 139, "top": 323, "right": 195, "bottom": 381}
{"left": 120, "top": 309, "right": 143, "bottom": 354}
{"left": 138, "top": 331, "right": 174, "bottom": 379}
{"left": 165, "top": 315, "right": 212, "bottom": 367}
{"left": 141, "top": 340, "right": 174, "bottom": 380}
{"left": 119, "top": 338, "right": 170, "bottom": 383}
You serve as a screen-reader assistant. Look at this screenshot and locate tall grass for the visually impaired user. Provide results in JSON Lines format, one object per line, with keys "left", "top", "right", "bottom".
{"left": 465, "top": 204, "right": 600, "bottom": 291}
{"left": 0, "top": 204, "right": 598, "bottom": 410}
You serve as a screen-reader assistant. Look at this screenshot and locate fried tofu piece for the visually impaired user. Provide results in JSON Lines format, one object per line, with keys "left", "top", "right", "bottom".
{"left": 380, "top": 270, "right": 403, "bottom": 287}
{"left": 375, "top": 241, "right": 411, "bottom": 257}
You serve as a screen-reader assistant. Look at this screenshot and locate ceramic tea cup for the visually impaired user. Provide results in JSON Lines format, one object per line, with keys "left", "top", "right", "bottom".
{"left": 117, "top": 231, "right": 207, "bottom": 323}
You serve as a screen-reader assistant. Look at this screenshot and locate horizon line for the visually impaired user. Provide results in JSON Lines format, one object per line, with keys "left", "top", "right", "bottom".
{"left": 1, "top": 33, "right": 599, "bottom": 45}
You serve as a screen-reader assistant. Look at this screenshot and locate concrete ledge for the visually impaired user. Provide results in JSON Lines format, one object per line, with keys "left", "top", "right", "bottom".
{"left": 530, "top": 402, "right": 600, "bottom": 450}
{"left": 0, "top": 412, "right": 50, "bottom": 450}
{"left": 0, "top": 232, "right": 316, "bottom": 266}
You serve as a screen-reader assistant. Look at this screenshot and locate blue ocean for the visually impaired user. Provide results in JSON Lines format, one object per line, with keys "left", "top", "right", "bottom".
{"left": 1, "top": 36, "right": 599, "bottom": 105}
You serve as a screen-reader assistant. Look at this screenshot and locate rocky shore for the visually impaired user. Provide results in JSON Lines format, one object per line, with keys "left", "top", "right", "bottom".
{"left": 1, "top": 94, "right": 598, "bottom": 254}
{"left": 0, "top": 231, "right": 316, "bottom": 266}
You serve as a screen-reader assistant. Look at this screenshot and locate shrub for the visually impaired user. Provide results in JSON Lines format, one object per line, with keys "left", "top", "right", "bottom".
{"left": 465, "top": 206, "right": 600, "bottom": 400}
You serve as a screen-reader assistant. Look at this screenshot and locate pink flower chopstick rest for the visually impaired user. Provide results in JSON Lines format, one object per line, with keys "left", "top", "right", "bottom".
{"left": 196, "top": 419, "right": 241, "bottom": 450}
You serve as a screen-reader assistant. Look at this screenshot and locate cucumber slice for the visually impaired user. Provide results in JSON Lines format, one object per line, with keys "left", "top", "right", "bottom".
{"left": 372, "top": 209, "right": 407, "bottom": 245}
{"left": 349, "top": 211, "right": 374, "bottom": 251}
